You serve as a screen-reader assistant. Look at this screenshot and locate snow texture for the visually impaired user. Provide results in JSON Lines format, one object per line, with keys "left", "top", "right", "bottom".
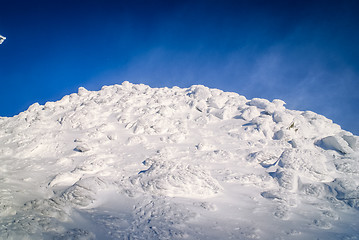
{"left": 0, "top": 82, "right": 358, "bottom": 239}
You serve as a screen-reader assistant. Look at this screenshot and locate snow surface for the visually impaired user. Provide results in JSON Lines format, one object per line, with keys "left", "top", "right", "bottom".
{"left": 0, "top": 81, "right": 358, "bottom": 239}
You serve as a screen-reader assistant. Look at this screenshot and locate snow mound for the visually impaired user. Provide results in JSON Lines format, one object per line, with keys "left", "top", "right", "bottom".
{"left": 316, "top": 134, "right": 356, "bottom": 154}
{"left": 133, "top": 159, "right": 222, "bottom": 198}
{"left": 0, "top": 81, "right": 358, "bottom": 239}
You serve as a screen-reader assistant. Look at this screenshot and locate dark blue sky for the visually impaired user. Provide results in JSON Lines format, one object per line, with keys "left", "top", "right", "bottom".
{"left": 1, "top": 0, "right": 359, "bottom": 134}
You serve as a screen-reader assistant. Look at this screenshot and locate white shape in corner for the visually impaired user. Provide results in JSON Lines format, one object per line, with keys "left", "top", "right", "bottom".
{"left": 0, "top": 35, "right": 6, "bottom": 44}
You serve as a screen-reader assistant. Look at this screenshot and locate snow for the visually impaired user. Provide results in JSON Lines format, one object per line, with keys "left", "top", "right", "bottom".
{"left": 0, "top": 81, "right": 358, "bottom": 239}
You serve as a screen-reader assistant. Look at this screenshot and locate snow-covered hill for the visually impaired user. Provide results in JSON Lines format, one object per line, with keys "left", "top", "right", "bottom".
{"left": 0, "top": 82, "right": 358, "bottom": 239}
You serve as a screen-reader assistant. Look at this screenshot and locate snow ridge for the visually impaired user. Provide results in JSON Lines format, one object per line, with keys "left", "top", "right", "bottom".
{"left": 0, "top": 81, "right": 358, "bottom": 239}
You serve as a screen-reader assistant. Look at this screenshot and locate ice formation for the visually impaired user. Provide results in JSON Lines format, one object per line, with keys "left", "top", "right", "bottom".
{"left": 0, "top": 82, "right": 358, "bottom": 239}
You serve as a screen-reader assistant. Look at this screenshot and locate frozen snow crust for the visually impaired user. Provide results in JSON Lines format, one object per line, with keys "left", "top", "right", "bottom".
{"left": 0, "top": 81, "right": 358, "bottom": 239}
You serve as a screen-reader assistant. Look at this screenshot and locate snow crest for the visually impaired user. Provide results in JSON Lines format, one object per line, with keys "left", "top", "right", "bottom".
{"left": 0, "top": 82, "right": 358, "bottom": 239}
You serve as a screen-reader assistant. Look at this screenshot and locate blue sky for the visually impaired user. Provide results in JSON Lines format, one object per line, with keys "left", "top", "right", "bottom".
{"left": 1, "top": 0, "right": 359, "bottom": 134}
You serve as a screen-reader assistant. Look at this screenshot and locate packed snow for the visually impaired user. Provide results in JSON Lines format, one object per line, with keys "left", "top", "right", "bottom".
{"left": 0, "top": 82, "right": 358, "bottom": 239}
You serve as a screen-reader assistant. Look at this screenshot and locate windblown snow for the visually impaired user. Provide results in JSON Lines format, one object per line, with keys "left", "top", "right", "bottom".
{"left": 0, "top": 82, "right": 358, "bottom": 239}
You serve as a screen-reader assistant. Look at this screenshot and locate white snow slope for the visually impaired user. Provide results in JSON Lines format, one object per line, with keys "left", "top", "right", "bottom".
{"left": 0, "top": 82, "right": 359, "bottom": 240}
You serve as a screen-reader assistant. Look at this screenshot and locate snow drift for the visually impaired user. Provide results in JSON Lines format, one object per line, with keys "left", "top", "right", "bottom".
{"left": 0, "top": 82, "right": 358, "bottom": 239}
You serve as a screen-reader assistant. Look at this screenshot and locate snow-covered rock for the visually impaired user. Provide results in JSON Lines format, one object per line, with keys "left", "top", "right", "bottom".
{"left": 0, "top": 82, "right": 358, "bottom": 239}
